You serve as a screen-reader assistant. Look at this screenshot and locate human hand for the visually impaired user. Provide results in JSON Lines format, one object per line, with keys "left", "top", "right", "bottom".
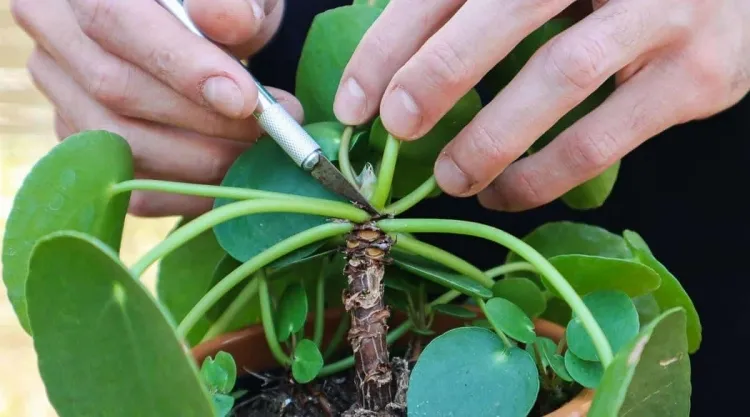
{"left": 334, "top": 0, "right": 750, "bottom": 211}
{"left": 12, "top": 0, "right": 300, "bottom": 217}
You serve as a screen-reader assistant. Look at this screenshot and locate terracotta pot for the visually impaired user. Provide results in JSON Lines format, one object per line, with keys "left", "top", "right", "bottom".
{"left": 192, "top": 308, "right": 594, "bottom": 416}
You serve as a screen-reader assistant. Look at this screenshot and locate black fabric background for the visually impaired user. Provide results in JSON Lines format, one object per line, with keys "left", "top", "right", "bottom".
{"left": 250, "top": 2, "right": 750, "bottom": 414}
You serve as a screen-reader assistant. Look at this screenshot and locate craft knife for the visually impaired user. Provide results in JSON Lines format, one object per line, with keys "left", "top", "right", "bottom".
{"left": 155, "top": 0, "right": 378, "bottom": 214}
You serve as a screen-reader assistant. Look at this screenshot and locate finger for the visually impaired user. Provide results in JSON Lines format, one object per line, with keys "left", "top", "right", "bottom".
{"left": 477, "top": 63, "right": 688, "bottom": 211}
{"left": 28, "top": 46, "right": 248, "bottom": 185}
{"left": 378, "top": 0, "right": 576, "bottom": 139}
{"left": 11, "top": 0, "right": 297, "bottom": 141}
{"left": 333, "top": 0, "right": 465, "bottom": 126}
{"left": 53, "top": 112, "right": 75, "bottom": 140}
{"left": 69, "top": 0, "right": 259, "bottom": 119}
{"left": 435, "top": 0, "right": 688, "bottom": 197}
{"left": 186, "top": 0, "right": 284, "bottom": 57}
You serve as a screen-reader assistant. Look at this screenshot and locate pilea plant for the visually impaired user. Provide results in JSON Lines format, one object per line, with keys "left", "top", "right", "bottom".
{"left": 2, "top": 2, "right": 700, "bottom": 417}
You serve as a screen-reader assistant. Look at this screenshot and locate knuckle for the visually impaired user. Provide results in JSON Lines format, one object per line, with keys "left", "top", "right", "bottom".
{"left": 546, "top": 36, "right": 607, "bottom": 91}
{"left": 75, "top": 0, "right": 115, "bottom": 39}
{"left": 127, "top": 192, "right": 157, "bottom": 217}
{"left": 420, "top": 40, "right": 473, "bottom": 90}
{"left": 565, "top": 129, "right": 620, "bottom": 173}
{"left": 460, "top": 124, "right": 512, "bottom": 180}
{"left": 202, "top": 145, "right": 240, "bottom": 184}
{"left": 146, "top": 47, "right": 179, "bottom": 81}
{"left": 513, "top": 168, "right": 546, "bottom": 207}
{"left": 87, "top": 64, "right": 133, "bottom": 111}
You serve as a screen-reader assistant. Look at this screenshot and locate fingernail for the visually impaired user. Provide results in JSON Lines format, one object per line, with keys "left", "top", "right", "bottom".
{"left": 435, "top": 153, "right": 472, "bottom": 196}
{"left": 202, "top": 76, "right": 245, "bottom": 118}
{"left": 334, "top": 77, "right": 366, "bottom": 124}
{"left": 381, "top": 86, "right": 421, "bottom": 138}
{"left": 250, "top": 1, "right": 265, "bottom": 21}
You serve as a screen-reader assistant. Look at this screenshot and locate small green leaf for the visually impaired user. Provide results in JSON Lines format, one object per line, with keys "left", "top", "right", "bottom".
{"left": 624, "top": 230, "right": 701, "bottom": 353}
{"left": 275, "top": 283, "right": 308, "bottom": 342}
{"left": 588, "top": 308, "right": 691, "bottom": 417}
{"left": 392, "top": 252, "right": 492, "bottom": 299}
{"left": 213, "top": 138, "right": 345, "bottom": 263}
{"left": 292, "top": 339, "right": 324, "bottom": 384}
{"left": 369, "top": 89, "right": 482, "bottom": 164}
{"left": 540, "top": 298, "right": 572, "bottom": 325}
{"left": 484, "top": 297, "right": 536, "bottom": 344}
{"left": 203, "top": 351, "right": 236, "bottom": 394}
{"left": 432, "top": 304, "right": 477, "bottom": 319}
{"left": 296, "top": 5, "right": 382, "bottom": 123}
{"left": 632, "top": 294, "right": 662, "bottom": 327}
{"left": 26, "top": 232, "right": 214, "bottom": 416}
{"left": 532, "top": 337, "right": 572, "bottom": 382}
{"left": 408, "top": 327, "right": 539, "bottom": 417}
{"left": 566, "top": 291, "right": 640, "bottom": 361}
{"left": 157, "top": 218, "right": 228, "bottom": 346}
{"left": 564, "top": 350, "right": 603, "bottom": 389}
{"left": 492, "top": 277, "right": 546, "bottom": 318}
{"left": 3, "top": 130, "right": 133, "bottom": 332}
{"left": 211, "top": 393, "right": 234, "bottom": 417}
{"left": 546, "top": 255, "right": 661, "bottom": 297}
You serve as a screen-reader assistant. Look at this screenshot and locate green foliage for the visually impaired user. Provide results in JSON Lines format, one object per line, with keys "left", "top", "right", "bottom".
{"left": 292, "top": 339, "right": 325, "bottom": 383}
{"left": 408, "top": 327, "right": 539, "bottom": 417}
{"left": 564, "top": 350, "right": 604, "bottom": 389}
{"left": 200, "top": 352, "right": 238, "bottom": 417}
{"left": 484, "top": 297, "right": 536, "bottom": 344}
{"left": 532, "top": 337, "right": 572, "bottom": 382}
{"left": 491, "top": 277, "right": 547, "bottom": 318}
{"left": 392, "top": 252, "right": 493, "bottom": 299}
{"left": 432, "top": 304, "right": 477, "bottom": 319}
{"left": 2, "top": 130, "right": 132, "bottom": 332}
{"left": 547, "top": 255, "right": 662, "bottom": 297}
{"left": 26, "top": 232, "right": 213, "bottom": 417}
{"left": 275, "top": 282, "right": 309, "bottom": 342}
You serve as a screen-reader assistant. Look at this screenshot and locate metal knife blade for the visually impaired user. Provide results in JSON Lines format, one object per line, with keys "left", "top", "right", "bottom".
{"left": 155, "top": 0, "right": 378, "bottom": 215}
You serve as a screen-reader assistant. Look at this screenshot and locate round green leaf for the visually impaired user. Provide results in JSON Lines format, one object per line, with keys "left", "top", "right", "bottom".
{"left": 3, "top": 130, "right": 133, "bottom": 332}
{"left": 566, "top": 291, "right": 639, "bottom": 361}
{"left": 532, "top": 337, "right": 572, "bottom": 382}
{"left": 492, "top": 277, "right": 546, "bottom": 318}
{"left": 432, "top": 304, "right": 477, "bottom": 319}
{"left": 157, "top": 218, "right": 228, "bottom": 346}
{"left": 588, "top": 308, "right": 691, "bottom": 417}
{"left": 213, "top": 138, "right": 345, "bottom": 263}
{"left": 546, "top": 254, "right": 661, "bottom": 297}
{"left": 392, "top": 252, "right": 492, "bottom": 299}
{"left": 408, "top": 327, "right": 539, "bottom": 417}
{"left": 26, "top": 232, "right": 214, "bottom": 416}
{"left": 292, "top": 339, "right": 324, "bottom": 384}
{"left": 484, "top": 297, "right": 536, "bottom": 344}
{"left": 369, "top": 89, "right": 482, "bottom": 164}
{"left": 211, "top": 393, "right": 234, "bottom": 417}
{"left": 295, "top": 5, "right": 382, "bottom": 123}
{"left": 275, "top": 283, "right": 308, "bottom": 342}
{"left": 200, "top": 351, "right": 236, "bottom": 395}
{"left": 564, "top": 350, "right": 603, "bottom": 389}
{"left": 624, "top": 230, "right": 701, "bottom": 353}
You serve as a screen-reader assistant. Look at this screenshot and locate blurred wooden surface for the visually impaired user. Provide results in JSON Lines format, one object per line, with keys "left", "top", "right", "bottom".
{"left": 0, "top": 1, "right": 178, "bottom": 415}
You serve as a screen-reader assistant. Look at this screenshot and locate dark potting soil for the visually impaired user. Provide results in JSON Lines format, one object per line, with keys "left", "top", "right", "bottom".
{"left": 229, "top": 356, "right": 581, "bottom": 417}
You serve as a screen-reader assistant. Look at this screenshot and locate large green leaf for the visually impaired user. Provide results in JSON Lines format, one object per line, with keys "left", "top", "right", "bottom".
{"left": 392, "top": 252, "right": 493, "bottom": 299}
{"left": 588, "top": 308, "right": 691, "bottom": 417}
{"left": 484, "top": 18, "right": 618, "bottom": 210}
{"left": 157, "top": 218, "right": 228, "bottom": 346}
{"left": 3, "top": 130, "right": 133, "bottom": 332}
{"left": 408, "top": 327, "right": 539, "bottom": 417}
{"left": 566, "top": 291, "right": 640, "bottom": 362}
{"left": 369, "top": 89, "right": 483, "bottom": 163}
{"left": 546, "top": 255, "right": 661, "bottom": 297}
{"left": 296, "top": 5, "right": 382, "bottom": 123}
{"left": 26, "top": 231, "right": 213, "bottom": 417}
{"left": 213, "top": 138, "right": 345, "bottom": 263}
{"left": 623, "top": 230, "right": 701, "bottom": 353}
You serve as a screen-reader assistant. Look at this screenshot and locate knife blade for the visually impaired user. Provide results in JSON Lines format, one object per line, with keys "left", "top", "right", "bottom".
{"left": 155, "top": 0, "right": 378, "bottom": 215}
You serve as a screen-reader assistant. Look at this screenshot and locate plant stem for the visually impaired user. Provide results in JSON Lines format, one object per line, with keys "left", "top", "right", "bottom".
{"left": 477, "top": 298, "right": 513, "bottom": 349}
{"left": 313, "top": 257, "right": 330, "bottom": 348}
{"left": 323, "top": 314, "right": 350, "bottom": 360}
{"left": 392, "top": 233, "right": 494, "bottom": 288}
{"left": 177, "top": 222, "right": 353, "bottom": 336}
{"left": 259, "top": 270, "right": 293, "bottom": 366}
{"left": 385, "top": 176, "right": 437, "bottom": 215}
{"left": 113, "top": 179, "right": 308, "bottom": 202}
{"left": 318, "top": 320, "right": 413, "bottom": 378}
{"left": 200, "top": 274, "right": 260, "bottom": 342}
{"left": 371, "top": 134, "right": 400, "bottom": 210}
{"left": 486, "top": 262, "right": 537, "bottom": 278}
{"left": 130, "top": 198, "right": 367, "bottom": 278}
{"left": 338, "top": 126, "right": 358, "bottom": 186}
{"left": 377, "top": 218, "right": 614, "bottom": 367}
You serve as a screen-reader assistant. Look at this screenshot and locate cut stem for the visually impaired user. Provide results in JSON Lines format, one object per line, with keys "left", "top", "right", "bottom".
{"left": 371, "top": 134, "right": 400, "bottom": 210}
{"left": 377, "top": 218, "right": 614, "bottom": 366}
{"left": 130, "top": 198, "right": 367, "bottom": 278}
{"left": 200, "top": 274, "right": 260, "bottom": 342}
{"left": 338, "top": 126, "right": 358, "bottom": 186}
{"left": 259, "top": 270, "right": 293, "bottom": 366}
{"left": 385, "top": 176, "right": 437, "bottom": 215}
{"left": 178, "top": 222, "right": 352, "bottom": 336}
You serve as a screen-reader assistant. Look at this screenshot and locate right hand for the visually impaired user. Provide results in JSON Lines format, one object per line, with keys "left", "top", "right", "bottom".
{"left": 11, "top": 0, "right": 302, "bottom": 217}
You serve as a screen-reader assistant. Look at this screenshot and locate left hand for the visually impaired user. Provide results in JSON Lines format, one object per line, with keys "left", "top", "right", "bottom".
{"left": 333, "top": 0, "right": 750, "bottom": 211}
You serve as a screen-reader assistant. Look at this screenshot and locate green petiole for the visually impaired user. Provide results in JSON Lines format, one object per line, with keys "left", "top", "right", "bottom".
{"left": 371, "top": 134, "right": 401, "bottom": 210}
{"left": 259, "top": 270, "right": 293, "bottom": 366}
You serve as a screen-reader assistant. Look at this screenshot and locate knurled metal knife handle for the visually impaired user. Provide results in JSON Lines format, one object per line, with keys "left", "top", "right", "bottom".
{"left": 155, "top": 0, "right": 322, "bottom": 170}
